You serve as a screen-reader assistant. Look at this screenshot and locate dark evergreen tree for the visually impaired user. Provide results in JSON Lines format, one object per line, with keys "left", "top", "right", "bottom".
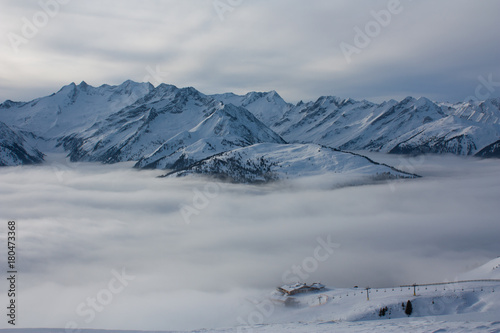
{"left": 405, "top": 300, "right": 413, "bottom": 316}
{"left": 378, "top": 306, "right": 388, "bottom": 317}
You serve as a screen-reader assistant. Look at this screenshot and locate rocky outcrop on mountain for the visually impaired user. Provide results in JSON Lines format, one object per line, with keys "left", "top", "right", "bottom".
{"left": 0, "top": 122, "right": 44, "bottom": 166}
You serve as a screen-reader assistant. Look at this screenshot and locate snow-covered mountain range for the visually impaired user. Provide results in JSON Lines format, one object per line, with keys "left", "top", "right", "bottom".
{"left": 1, "top": 81, "right": 499, "bottom": 179}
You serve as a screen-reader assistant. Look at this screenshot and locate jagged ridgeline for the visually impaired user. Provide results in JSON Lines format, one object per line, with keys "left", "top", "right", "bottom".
{"left": 1, "top": 81, "right": 499, "bottom": 181}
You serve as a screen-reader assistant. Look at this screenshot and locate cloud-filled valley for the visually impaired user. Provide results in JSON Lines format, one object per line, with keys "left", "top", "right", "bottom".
{"left": 1, "top": 153, "right": 499, "bottom": 330}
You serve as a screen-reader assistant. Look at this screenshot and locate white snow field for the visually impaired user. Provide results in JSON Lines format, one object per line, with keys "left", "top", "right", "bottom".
{"left": 0, "top": 154, "right": 499, "bottom": 332}
{"left": 1, "top": 316, "right": 500, "bottom": 333}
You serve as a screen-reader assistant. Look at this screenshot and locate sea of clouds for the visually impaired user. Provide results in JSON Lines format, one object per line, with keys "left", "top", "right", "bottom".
{"left": 0, "top": 153, "right": 499, "bottom": 331}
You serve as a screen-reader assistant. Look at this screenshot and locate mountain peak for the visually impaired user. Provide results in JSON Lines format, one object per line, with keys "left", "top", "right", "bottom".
{"left": 155, "top": 83, "right": 179, "bottom": 94}
{"left": 180, "top": 86, "right": 204, "bottom": 97}
{"left": 415, "top": 96, "right": 434, "bottom": 104}
{"left": 266, "top": 90, "right": 279, "bottom": 97}
{"left": 121, "top": 79, "right": 135, "bottom": 85}
{"left": 0, "top": 100, "right": 21, "bottom": 109}
{"left": 59, "top": 82, "right": 77, "bottom": 91}
{"left": 401, "top": 96, "right": 417, "bottom": 104}
{"left": 316, "top": 95, "right": 342, "bottom": 107}
{"left": 117, "top": 79, "right": 153, "bottom": 91}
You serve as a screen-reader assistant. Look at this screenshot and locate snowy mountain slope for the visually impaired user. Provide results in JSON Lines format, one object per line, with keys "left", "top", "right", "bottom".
{"left": 476, "top": 139, "right": 500, "bottom": 157}
{"left": 0, "top": 80, "right": 154, "bottom": 141}
{"left": 0, "top": 121, "right": 44, "bottom": 166}
{"left": 260, "top": 283, "right": 500, "bottom": 327}
{"left": 271, "top": 95, "right": 500, "bottom": 156}
{"left": 60, "top": 84, "right": 223, "bottom": 163}
{"left": 166, "top": 143, "right": 417, "bottom": 183}
{"left": 386, "top": 116, "right": 498, "bottom": 155}
{"left": 387, "top": 99, "right": 500, "bottom": 155}
{"left": 211, "top": 90, "right": 292, "bottom": 125}
{"left": 256, "top": 258, "right": 500, "bottom": 328}
{"left": 273, "top": 96, "right": 386, "bottom": 148}
{"left": 441, "top": 98, "right": 500, "bottom": 125}
{"left": 459, "top": 257, "right": 500, "bottom": 280}
{"left": 135, "top": 103, "right": 286, "bottom": 170}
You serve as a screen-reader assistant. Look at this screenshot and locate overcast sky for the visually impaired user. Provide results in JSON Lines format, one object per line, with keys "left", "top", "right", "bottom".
{"left": 1, "top": 0, "right": 500, "bottom": 104}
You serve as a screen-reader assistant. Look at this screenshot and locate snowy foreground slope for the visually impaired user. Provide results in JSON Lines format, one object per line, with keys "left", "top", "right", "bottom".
{"left": 1, "top": 319, "right": 500, "bottom": 333}
{"left": 2, "top": 259, "right": 499, "bottom": 333}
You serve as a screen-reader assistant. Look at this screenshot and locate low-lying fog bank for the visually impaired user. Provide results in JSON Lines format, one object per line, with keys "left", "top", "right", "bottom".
{"left": 0, "top": 153, "right": 499, "bottom": 331}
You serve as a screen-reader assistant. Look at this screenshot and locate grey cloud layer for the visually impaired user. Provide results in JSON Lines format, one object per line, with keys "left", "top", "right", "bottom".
{"left": 1, "top": 0, "right": 499, "bottom": 103}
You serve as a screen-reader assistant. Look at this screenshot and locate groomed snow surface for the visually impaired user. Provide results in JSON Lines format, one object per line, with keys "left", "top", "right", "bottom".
{"left": 1, "top": 313, "right": 500, "bottom": 332}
